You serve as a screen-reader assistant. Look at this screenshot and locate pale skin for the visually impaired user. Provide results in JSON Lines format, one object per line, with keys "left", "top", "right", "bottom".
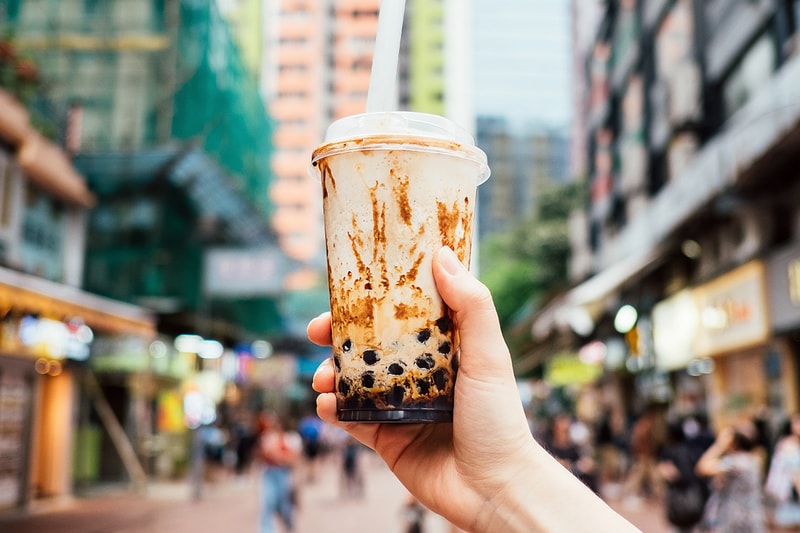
{"left": 309, "top": 246, "right": 640, "bottom": 533}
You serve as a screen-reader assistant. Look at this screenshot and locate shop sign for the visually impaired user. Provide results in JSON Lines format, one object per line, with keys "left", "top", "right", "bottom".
{"left": 203, "top": 247, "right": 287, "bottom": 297}
{"left": 90, "top": 335, "right": 150, "bottom": 372}
{"left": 10, "top": 316, "right": 93, "bottom": 360}
{"left": 693, "top": 260, "right": 769, "bottom": 357}
{"left": 652, "top": 289, "right": 698, "bottom": 370}
{"left": 544, "top": 352, "right": 603, "bottom": 387}
{"left": 766, "top": 243, "right": 800, "bottom": 332}
{"left": 250, "top": 354, "right": 298, "bottom": 388}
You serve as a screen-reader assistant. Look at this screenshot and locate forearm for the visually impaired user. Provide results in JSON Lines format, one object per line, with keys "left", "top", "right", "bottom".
{"left": 473, "top": 445, "right": 640, "bottom": 533}
{"left": 696, "top": 441, "right": 726, "bottom": 477}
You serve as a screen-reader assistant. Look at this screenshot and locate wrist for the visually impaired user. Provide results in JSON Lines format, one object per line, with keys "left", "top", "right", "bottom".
{"left": 471, "top": 443, "right": 543, "bottom": 533}
{"left": 473, "top": 441, "right": 640, "bottom": 533}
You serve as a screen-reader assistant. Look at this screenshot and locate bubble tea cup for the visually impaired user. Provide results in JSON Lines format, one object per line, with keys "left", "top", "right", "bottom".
{"left": 311, "top": 111, "right": 490, "bottom": 423}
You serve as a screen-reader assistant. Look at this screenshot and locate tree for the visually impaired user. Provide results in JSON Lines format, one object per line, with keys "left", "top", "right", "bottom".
{"left": 479, "top": 180, "right": 586, "bottom": 331}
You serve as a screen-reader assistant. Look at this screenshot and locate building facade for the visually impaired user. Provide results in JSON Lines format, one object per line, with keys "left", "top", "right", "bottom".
{"left": 536, "top": 0, "right": 800, "bottom": 430}
{"left": 1, "top": 0, "right": 286, "bottom": 506}
{"left": 0, "top": 77, "right": 157, "bottom": 510}
{"left": 476, "top": 118, "right": 571, "bottom": 239}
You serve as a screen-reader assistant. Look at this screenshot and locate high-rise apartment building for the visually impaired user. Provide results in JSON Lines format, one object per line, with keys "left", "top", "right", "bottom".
{"left": 262, "top": 0, "right": 331, "bottom": 271}
{"left": 403, "top": 0, "right": 446, "bottom": 114}
{"left": 262, "top": 0, "right": 453, "bottom": 292}
{"left": 476, "top": 118, "right": 570, "bottom": 238}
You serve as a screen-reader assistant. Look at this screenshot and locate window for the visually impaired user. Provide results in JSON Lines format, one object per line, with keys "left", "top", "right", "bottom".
{"left": 792, "top": 0, "right": 800, "bottom": 34}
{"left": 722, "top": 34, "right": 775, "bottom": 120}
{"left": 19, "top": 186, "right": 66, "bottom": 281}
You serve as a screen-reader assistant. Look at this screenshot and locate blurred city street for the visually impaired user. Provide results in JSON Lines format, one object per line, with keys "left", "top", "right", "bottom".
{"left": 0, "top": 452, "right": 680, "bottom": 533}
{"left": 2, "top": 0, "right": 800, "bottom": 531}
{"left": 0, "top": 452, "right": 451, "bottom": 533}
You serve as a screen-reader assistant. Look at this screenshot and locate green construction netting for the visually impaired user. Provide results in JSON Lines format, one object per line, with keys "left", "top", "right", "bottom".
{"left": 172, "top": 0, "right": 274, "bottom": 219}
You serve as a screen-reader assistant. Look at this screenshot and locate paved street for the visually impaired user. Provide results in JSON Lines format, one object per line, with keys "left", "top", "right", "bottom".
{"left": 0, "top": 454, "right": 676, "bottom": 533}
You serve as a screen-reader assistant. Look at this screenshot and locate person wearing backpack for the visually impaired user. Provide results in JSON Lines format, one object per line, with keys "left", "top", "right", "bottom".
{"left": 658, "top": 415, "right": 713, "bottom": 532}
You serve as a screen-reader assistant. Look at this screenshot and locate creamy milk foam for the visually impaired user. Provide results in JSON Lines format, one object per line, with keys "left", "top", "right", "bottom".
{"left": 312, "top": 113, "right": 489, "bottom": 422}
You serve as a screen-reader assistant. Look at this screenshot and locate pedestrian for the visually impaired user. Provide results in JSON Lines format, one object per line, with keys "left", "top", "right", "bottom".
{"left": 622, "top": 404, "right": 666, "bottom": 508}
{"left": 308, "top": 246, "right": 640, "bottom": 532}
{"left": 297, "top": 412, "right": 324, "bottom": 483}
{"left": 541, "top": 412, "right": 598, "bottom": 493}
{"left": 340, "top": 435, "right": 365, "bottom": 498}
{"left": 696, "top": 420, "right": 766, "bottom": 533}
{"left": 234, "top": 412, "right": 259, "bottom": 477}
{"left": 658, "top": 415, "right": 712, "bottom": 532}
{"left": 402, "top": 495, "right": 427, "bottom": 533}
{"left": 257, "top": 412, "right": 302, "bottom": 533}
{"left": 765, "top": 413, "right": 800, "bottom": 530}
{"left": 595, "top": 407, "right": 628, "bottom": 493}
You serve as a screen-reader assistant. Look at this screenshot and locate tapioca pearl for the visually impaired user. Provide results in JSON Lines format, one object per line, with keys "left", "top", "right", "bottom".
{"left": 386, "top": 384, "right": 406, "bottom": 406}
{"left": 416, "top": 328, "right": 431, "bottom": 343}
{"left": 342, "top": 339, "right": 352, "bottom": 353}
{"left": 338, "top": 379, "right": 351, "bottom": 395}
{"left": 433, "top": 368, "right": 447, "bottom": 390}
{"left": 360, "top": 372, "right": 375, "bottom": 388}
{"left": 416, "top": 379, "right": 431, "bottom": 395}
{"left": 435, "top": 316, "right": 453, "bottom": 333}
{"left": 333, "top": 355, "right": 341, "bottom": 371}
{"left": 388, "top": 362, "right": 406, "bottom": 375}
{"left": 450, "top": 354, "right": 459, "bottom": 373}
{"left": 438, "top": 341, "right": 451, "bottom": 355}
{"left": 415, "top": 355, "right": 435, "bottom": 370}
{"left": 362, "top": 350, "right": 380, "bottom": 365}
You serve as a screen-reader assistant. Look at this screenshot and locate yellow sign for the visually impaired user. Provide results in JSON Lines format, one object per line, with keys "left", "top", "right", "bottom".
{"left": 545, "top": 353, "right": 603, "bottom": 387}
{"left": 693, "top": 260, "right": 769, "bottom": 357}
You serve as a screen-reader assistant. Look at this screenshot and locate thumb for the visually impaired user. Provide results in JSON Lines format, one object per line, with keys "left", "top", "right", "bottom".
{"left": 432, "top": 246, "right": 514, "bottom": 382}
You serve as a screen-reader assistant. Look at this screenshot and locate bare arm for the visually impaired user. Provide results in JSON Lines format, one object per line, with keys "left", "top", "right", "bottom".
{"left": 696, "top": 427, "right": 734, "bottom": 477}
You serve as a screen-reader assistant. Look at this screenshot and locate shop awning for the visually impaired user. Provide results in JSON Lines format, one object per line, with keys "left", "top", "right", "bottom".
{"left": 18, "top": 134, "right": 96, "bottom": 208}
{"left": 532, "top": 243, "right": 669, "bottom": 339}
{"left": 568, "top": 244, "right": 669, "bottom": 309}
{"left": 0, "top": 265, "right": 156, "bottom": 338}
{"left": 0, "top": 90, "right": 95, "bottom": 208}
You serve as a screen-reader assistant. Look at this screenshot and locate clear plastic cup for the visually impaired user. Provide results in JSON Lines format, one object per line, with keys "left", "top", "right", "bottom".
{"left": 311, "top": 111, "right": 490, "bottom": 423}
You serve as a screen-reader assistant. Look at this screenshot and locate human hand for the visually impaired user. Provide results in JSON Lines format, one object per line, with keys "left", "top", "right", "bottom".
{"left": 309, "top": 246, "right": 639, "bottom": 533}
{"left": 309, "top": 246, "right": 537, "bottom": 530}
{"left": 715, "top": 426, "right": 735, "bottom": 451}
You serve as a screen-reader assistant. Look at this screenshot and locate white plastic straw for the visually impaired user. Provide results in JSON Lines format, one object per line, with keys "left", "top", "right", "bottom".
{"left": 366, "top": 0, "right": 407, "bottom": 113}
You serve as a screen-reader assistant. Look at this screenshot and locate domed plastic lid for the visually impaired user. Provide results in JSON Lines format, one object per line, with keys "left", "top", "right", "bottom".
{"left": 323, "top": 111, "right": 477, "bottom": 145}
{"left": 312, "top": 111, "right": 490, "bottom": 184}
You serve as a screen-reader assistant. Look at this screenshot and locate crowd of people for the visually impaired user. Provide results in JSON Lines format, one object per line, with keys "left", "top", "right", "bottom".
{"left": 198, "top": 406, "right": 375, "bottom": 533}
{"left": 530, "top": 404, "right": 800, "bottom": 533}
{"left": 205, "top": 401, "right": 800, "bottom": 532}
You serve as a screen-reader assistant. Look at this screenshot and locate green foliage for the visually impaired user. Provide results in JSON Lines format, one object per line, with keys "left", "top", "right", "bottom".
{"left": 479, "top": 180, "right": 586, "bottom": 330}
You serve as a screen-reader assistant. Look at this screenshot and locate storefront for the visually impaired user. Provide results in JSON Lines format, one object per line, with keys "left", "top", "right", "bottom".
{"left": 764, "top": 242, "right": 800, "bottom": 416}
{"left": 652, "top": 288, "right": 710, "bottom": 415}
{"left": 690, "top": 260, "right": 774, "bottom": 429}
{"left": 0, "top": 265, "right": 155, "bottom": 511}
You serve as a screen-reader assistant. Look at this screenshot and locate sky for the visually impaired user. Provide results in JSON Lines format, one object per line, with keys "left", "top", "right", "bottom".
{"left": 471, "top": 0, "right": 573, "bottom": 129}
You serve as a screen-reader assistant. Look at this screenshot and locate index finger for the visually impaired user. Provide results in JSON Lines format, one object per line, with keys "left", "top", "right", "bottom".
{"left": 307, "top": 312, "right": 333, "bottom": 346}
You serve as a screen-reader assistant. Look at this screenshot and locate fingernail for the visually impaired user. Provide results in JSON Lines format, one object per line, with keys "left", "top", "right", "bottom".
{"left": 438, "top": 246, "right": 465, "bottom": 275}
